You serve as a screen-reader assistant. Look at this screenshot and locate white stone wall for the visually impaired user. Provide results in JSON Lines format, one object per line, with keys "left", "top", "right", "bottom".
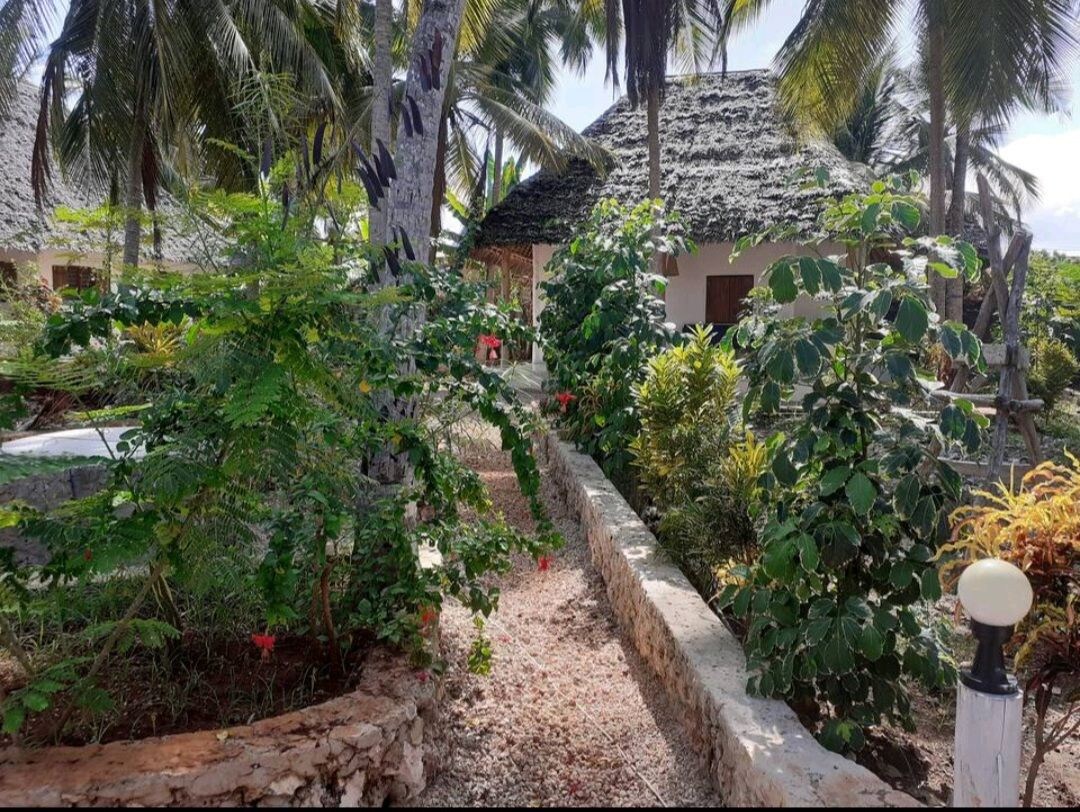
{"left": 529, "top": 240, "right": 841, "bottom": 366}
{"left": 0, "top": 247, "right": 197, "bottom": 290}
{"left": 540, "top": 434, "right": 920, "bottom": 808}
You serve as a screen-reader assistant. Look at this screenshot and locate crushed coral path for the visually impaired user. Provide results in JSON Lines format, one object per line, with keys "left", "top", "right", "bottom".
{"left": 413, "top": 442, "right": 720, "bottom": 807}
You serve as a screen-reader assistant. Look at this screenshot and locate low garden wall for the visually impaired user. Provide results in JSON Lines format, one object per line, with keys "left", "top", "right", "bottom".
{"left": 0, "top": 647, "right": 442, "bottom": 807}
{"left": 540, "top": 434, "right": 919, "bottom": 807}
{"left": 0, "top": 464, "right": 108, "bottom": 564}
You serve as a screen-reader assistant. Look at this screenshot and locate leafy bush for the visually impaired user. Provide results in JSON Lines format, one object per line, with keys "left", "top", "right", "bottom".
{"left": 538, "top": 199, "right": 687, "bottom": 480}
{"left": 1025, "top": 250, "right": 1080, "bottom": 356}
{"left": 942, "top": 456, "right": 1080, "bottom": 807}
{"left": 630, "top": 326, "right": 760, "bottom": 581}
{"left": 1029, "top": 336, "right": 1079, "bottom": 411}
{"left": 717, "top": 174, "right": 987, "bottom": 753}
{"left": 0, "top": 181, "right": 558, "bottom": 739}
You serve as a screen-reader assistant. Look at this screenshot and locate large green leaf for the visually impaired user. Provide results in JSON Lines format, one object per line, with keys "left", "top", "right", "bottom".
{"left": 816, "top": 521, "right": 860, "bottom": 567}
{"left": 860, "top": 623, "right": 884, "bottom": 661}
{"left": 794, "top": 338, "right": 821, "bottom": 376}
{"left": 845, "top": 472, "right": 876, "bottom": 516}
{"left": 894, "top": 297, "right": 928, "bottom": 343}
{"left": 819, "top": 466, "right": 850, "bottom": 497}
{"left": 799, "top": 257, "right": 821, "bottom": 295}
{"left": 769, "top": 263, "right": 798, "bottom": 303}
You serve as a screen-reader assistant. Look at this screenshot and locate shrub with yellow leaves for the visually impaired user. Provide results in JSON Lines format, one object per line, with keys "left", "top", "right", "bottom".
{"left": 941, "top": 454, "right": 1080, "bottom": 806}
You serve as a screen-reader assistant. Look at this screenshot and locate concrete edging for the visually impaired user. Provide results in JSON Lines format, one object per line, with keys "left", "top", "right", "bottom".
{"left": 540, "top": 433, "right": 919, "bottom": 807}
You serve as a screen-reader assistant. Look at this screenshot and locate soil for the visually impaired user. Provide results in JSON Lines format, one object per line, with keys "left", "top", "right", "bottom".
{"left": 1, "top": 632, "right": 369, "bottom": 747}
{"left": 416, "top": 439, "right": 720, "bottom": 807}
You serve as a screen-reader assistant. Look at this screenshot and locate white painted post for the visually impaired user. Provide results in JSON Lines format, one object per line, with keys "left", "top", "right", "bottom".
{"left": 953, "top": 681, "right": 1023, "bottom": 807}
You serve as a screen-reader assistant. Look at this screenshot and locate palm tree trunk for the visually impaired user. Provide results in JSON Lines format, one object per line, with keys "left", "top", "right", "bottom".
{"left": 122, "top": 113, "right": 146, "bottom": 269}
{"left": 647, "top": 81, "right": 663, "bottom": 276}
{"left": 491, "top": 128, "right": 504, "bottom": 206}
{"left": 369, "top": 0, "right": 393, "bottom": 247}
{"left": 926, "top": 7, "right": 947, "bottom": 315}
{"left": 369, "top": 0, "right": 467, "bottom": 492}
{"left": 946, "top": 120, "right": 971, "bottom": 323}
{"left": 429, "top": 113, "right": 448, "bottom": 264}
{"left": 383, "top": 0, "right": 467, "bottom": 270}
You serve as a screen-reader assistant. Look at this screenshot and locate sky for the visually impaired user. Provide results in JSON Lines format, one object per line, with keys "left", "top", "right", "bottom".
{"left": 547, "top": 0, "right": 1080, "bottom": 253}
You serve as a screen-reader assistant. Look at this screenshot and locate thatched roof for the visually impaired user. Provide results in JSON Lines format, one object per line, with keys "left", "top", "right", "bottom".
{"left": 0, "top": 83, "right": 203, "bottom": 264}
{"left": 476, "top": 70, "right": 868, "bottom": 248}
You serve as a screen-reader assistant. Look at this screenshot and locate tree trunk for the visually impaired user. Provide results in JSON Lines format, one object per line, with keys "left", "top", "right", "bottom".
{"left": 383, "top": 0, "right": 467, "bottom": 272}
{"left": 429, "top": 113, "right": 448, "bottom": 263}
{"left": 946, "top": 120, "right": 971, "bottom": 323}
{"left": 368, "top": 0, "right": 467, "bottom": 491}
{"left": 491, "top": 128, "right": 504, "bottom": 207}
{"left": 122, "top": 113, "right": 146, "bottom": 269}
{"left": 369, "top": 0, "right": 393, "bottom": 247}
{"left": 647, "top": 82, "right": 663, "bottom": 277}
{"left": 926, "top": 10, "right": 947, "bottom": 315}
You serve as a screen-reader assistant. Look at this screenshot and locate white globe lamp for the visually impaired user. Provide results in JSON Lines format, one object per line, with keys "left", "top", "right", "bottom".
{"left": 957, "top": 558, "right": 1032, "bottom": 695}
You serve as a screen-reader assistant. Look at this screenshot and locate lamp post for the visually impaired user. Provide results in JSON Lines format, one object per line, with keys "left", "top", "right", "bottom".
{"left": 953, "top": 558, "right": 1033, "bottom": 807}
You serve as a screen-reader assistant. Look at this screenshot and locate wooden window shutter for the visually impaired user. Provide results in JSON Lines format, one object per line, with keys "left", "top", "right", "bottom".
{"left": 705, "top": 274, "right": 755, "bottom": 325}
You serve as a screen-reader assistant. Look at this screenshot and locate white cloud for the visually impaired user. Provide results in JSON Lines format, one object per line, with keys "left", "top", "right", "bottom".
{"left": 999, "top": 129, "right": 1080, "bottom": 250}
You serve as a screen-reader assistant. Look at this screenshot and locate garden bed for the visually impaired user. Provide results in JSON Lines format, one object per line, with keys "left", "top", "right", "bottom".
{"left": 0, "top": 645, "right": 442, "bottom": 807}
{"left": 543, "top": 435, "right": 1080, "bottom": 807}
{"left": 539, "top": 433, "right": 918, "bottom": 807}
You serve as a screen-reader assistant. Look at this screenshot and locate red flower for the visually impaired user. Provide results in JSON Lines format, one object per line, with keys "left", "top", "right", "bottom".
{"left": 538, "top": 554, "right": 554, "bottom": 572}
{"left": 554, "top": 391, "right": 576, "bottom": 412}
{"left": 415, "top": 670, "right": 430, "bottom": 683}
{"left": 251, "top": 633, "right": 276, "bottom": 661}
{"left": 420, "top": 607, "right": 438, "bottom": 627}
{"left": 479, "top": 334, "right": 502, "bottom": 350}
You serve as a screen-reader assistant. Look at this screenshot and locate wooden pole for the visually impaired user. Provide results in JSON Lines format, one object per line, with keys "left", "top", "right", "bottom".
{"left": 988, "top": 232, "right": 1033, "bottom": 480}
{"left": 954, "top": 683, "right": 1023, "bottom": 807}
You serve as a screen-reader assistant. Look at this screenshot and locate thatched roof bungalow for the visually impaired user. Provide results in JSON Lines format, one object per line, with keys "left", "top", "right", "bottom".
{"left": 0, "top": 83, "right": 202, "bottom": 292}
{"left": 474, "top": 69, "right": 868, "bottom": 364}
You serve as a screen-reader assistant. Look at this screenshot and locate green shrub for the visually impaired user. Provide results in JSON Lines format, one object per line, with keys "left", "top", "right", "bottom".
{"left": 629, "top": 326, "right": 761, "bottom": 581}
{"left": 538, "top": 199, "right": 689, "bottom": 480}
{"left": 0, "top": 177, "right": 558, "bottom": 738}
{"left": 718, "top": 173, "right": 986, "bottom": 753}
{"left": 1029, "top": 336, "right": 1078, "bottom": 411}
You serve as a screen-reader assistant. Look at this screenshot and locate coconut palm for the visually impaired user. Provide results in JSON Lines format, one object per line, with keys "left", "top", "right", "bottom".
{"left": 738, "top": 0, "right": 1077, "bottom": 320}
{"left": 19, "top": 0, "right": 351, "bottom": 268}
{"left": 602, "top": 1, "right": 723, "bottom": 213}
{"left": 833, "top": 59, "right": 1041, "bottom": 224}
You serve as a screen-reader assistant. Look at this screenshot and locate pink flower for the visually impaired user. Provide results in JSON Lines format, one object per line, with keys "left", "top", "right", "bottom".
{"left": 415, "top": 670, "right": 430, "bottom": 683}
{"left": 251, "top": 633, "right": 276, "bottom": 661}
{"left": 479, "top": 334, "right": 502, "bottom": 350}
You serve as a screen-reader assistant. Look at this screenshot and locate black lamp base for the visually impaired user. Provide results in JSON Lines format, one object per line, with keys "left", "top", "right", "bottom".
{"left": 960, "top": 620, "right": 1019, "bottom": 695}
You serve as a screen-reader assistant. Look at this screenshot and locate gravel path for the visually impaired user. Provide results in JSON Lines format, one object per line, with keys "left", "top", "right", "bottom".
{"left": 414, "top": 444, "right": 720, "bottom": 808}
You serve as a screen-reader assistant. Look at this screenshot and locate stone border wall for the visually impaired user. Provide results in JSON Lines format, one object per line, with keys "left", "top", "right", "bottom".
{"left": 1, "top": 464, "right": 108, "bottom": 565}
{"left": 0, "top": 647, "right": 441, "bottom": 807}
{"left": 540, "top": 434, "right": 919, "bottom": 808}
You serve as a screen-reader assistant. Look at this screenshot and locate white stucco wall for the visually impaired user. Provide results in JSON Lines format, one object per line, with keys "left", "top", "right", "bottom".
{"left": 0, "top": 247, "right": 196, "bottom": 290}
{"left": 530, "top": 240, "right": 839, "bottom": 365}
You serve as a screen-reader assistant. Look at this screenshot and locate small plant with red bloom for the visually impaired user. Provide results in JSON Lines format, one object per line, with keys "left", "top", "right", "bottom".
{"left": 251, "top": 633, "right": 276, "bottom": 662}
{"left": 554, "top": 391, "right": 575, "bottom": 412}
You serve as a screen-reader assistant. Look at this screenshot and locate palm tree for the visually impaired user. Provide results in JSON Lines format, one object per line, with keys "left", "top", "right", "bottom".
{"left": 19, "top": 0, "right": 348, "bottom": 268}
{"left": 602, "top": 0, "right": 728, "bottom": 273}
{"left": 743, "top": 0, "right": 1077, "bottom": 319}
{"left": 369, "top": 0, "right": 394, "bottom": 246}
{"left": 833, "top": 59, "right": 1041, "bottom": 224}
